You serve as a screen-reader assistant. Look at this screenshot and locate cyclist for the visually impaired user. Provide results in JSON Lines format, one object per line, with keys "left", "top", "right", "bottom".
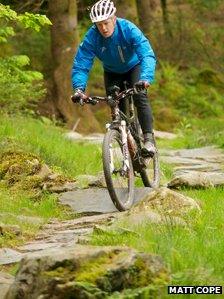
{"left": 71, "top": 0, "right": 157, "bottom": 156}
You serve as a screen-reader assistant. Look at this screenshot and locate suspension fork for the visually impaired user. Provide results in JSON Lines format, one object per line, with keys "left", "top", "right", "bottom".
{"left": 106, "top": 102, "right": 130, "bottom": 174}
{"left": 119, "top": 120, "right": 130, "bottom": 172}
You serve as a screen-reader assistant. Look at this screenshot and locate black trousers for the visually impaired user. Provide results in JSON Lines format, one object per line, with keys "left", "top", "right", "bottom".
{"left": 104, "top": 64, "right": 153, "bottom": 134}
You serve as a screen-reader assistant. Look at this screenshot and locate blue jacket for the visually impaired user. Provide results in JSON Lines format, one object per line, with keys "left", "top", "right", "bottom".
{"left": 71, "top": 18, "right": 156, "bottom": 91}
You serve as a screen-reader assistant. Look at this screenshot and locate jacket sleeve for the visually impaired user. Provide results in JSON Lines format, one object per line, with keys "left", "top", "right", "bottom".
{"left": 71, "top": 29, "right": 96, "bottom": 91}
{"left": 129, "top": 23, "right": 156, "bottom": 83}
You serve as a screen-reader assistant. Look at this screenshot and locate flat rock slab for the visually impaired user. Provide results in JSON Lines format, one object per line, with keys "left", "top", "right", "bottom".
{"left": 154, "top": 130, "right": 177, "bottom": 140}
{"left": 0, "top": 246, "right": 75, "bottom": 266}
{"left": 170, "top": 146, "right": 224, "bottom": 160}
{"left": 174, "top": 164, "right": 222, "bottom": 173}
{"left": 0, "top": 272, "right": 14, "bottom": 299}
{"left": 0, "top": 246, "right": 86, "bottom": 266}
{"left": 161, "top": 156, "right": 213, "bottom": 166}
{"left": 160, "top": 146, "right": 224, "bottom": 188}
{"left": 0, "top": 213, "right": 120, "bottom": 265}
{"left": 0, "top": 248, "right": 23, "bottom": 265}
{"left": 168, "top": 171, "right": 224, "bottom": 188}
{"left": 65, "top": 132, "right": 104, "bottom": 144}
{"left": 59, "top": 187, "right": 153, "bottom": 214}
{"left": 160, "top": 146, "right": 224, "bottom": 163}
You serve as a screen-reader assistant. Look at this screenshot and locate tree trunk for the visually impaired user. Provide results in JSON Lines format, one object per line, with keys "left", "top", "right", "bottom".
{"left": 160, "top": 0, "right": 172, "bottom": 37}
{"left": 48, "top": 0, "right": 101, "bottom": 131}
{"left": 136, "top": 0, "right": 158, "bottom": 36}
{"left": 114, "top": 0, "right": 139, "bottom": 24}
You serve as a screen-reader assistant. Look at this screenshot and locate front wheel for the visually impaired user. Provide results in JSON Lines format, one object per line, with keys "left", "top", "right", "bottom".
{"left": 102, "top": 129, "right": 134, "bottom": 211}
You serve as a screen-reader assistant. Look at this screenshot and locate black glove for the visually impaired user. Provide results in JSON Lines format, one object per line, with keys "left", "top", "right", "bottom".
{"left": 71, "top": 90, "right": 87, "bottom": 105}
{"left": 134, "top": 81, "right": 150, "bottom": 92}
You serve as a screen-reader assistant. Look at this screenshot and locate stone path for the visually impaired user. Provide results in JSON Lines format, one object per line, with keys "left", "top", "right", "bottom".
{"left": 160, "top": 146, "right": 224, "bottom": 173}
{"left": 0, "top": 187, "right": 152, "bottom": 266}
{"left": 0, "top": 272, "right": 14, "bottom": 299}
{"left": 65, "top": 130, "right": 177, "bottom": 144}
{"left": 60, "top": 187, "right": 152, "bottom": 214}
{"left": 65, "top": 131, "right": 224, "bottom": 187}
{"left": 160, "top": 146, "right": 224, "bottom": 187}
{"left": 1, "top": 142, "right": 223, "bottom": 277}
{"left": 0, "top": 213, "right": 118, "bottom": 265}
{"left": 1, "top": 146, "right": 224, "bottom": 267}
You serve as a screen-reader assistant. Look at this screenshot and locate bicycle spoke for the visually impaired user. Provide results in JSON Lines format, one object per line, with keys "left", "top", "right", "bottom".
{"left": 103, "top": 129, "right": 134, "bottom": 211}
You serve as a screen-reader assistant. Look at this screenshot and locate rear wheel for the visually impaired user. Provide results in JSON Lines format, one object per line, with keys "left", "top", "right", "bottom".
{"left": 140, "top": 151, "right": 160, "bottom": 188}
{"left": 102, "top": 129, "right": 134, "bottom": 211}
{"left": 131, "top": 119, "right": 160, "bottom": 188}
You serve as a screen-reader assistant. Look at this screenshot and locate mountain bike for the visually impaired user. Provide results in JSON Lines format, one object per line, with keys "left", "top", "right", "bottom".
{"left": 71, "top": 84, "right": 160, "bottom": 211}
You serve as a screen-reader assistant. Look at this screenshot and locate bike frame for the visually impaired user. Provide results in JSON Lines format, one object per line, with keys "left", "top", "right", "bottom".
{"left": 105, "top": 88, "right": 145, "bottom": 174}
{"left": 72, "top": 86, "right": 150, "bottom": 174}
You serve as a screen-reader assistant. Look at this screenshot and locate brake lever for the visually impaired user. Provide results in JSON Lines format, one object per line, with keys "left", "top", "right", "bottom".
{"left": 79, "top": 99, "right": 84, "bottom": 106}
{"left": 133, "top": 87, "right": 139, "bottom": 94}
{"left": 107, "top": 96, "right": 116, "bottom": 108}
{"left": 90, "top": 99, "right": 98, "bottom": 105}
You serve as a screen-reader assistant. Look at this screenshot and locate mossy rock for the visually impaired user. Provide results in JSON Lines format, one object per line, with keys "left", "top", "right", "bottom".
{"left": 0, "top": 151, "right": 44, "bottom": 197}
{"left": 6, "top": 246, "right": 169, "bottom": 299}
{"left": 0, "top": 151, "right": 41, "bottom": 181}
{"left": 0, "top": 150, "right": 74, "bottom": 198}
{"left": 128, "top": 187, "right": 200, "bottom": 219}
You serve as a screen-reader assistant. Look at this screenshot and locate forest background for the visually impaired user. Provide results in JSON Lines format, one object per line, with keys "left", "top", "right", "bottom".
{"left": 0, "top": 0, "right": 224, "bottom": 145}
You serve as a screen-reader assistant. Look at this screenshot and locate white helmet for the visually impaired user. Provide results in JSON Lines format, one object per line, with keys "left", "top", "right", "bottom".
{"left": 90, "top": 0, "right": 116, "bottom": 23}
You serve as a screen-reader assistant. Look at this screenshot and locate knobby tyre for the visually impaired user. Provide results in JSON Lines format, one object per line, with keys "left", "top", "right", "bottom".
{"left": 131, "top": 119, "right": 160, "bottom": 188}
{"left": 140, "top": 150, "right": 160, "bottom": 188}
{"left": 102, "top": 129, "right": 134, "bottom": 211}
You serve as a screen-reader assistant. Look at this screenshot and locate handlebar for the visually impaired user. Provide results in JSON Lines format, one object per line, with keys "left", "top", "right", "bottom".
{"left": 71, "top": 88, "right": 138, "bottom": 106}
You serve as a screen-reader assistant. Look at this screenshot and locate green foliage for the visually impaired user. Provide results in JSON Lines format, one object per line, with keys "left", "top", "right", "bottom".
{"left": 0, "top": 26, "right": 15, "bottom": 43}
{"left": 18, "top": 12, "right": 52, "bottom": 32}
{"left": 0, "top": 54, "right": 45, "bottom": 112}
{"left": 0, "top": 4, "right": 51, "bottom": 113}
{"left": 12, "top": 27, "right": 51, "bottom": 74}
{"left": 0, "top": 4, "right": 17, "bottom": 21}
{"left": 0, "top": 5, "right": 17, "bottom": 43}
{"left": 149, "top": 0, "right": 224, "bottom": 78}
{"left": 151, "top": 62, "right": 224, "bottom": 131}
{"left": 0, "top": 5, "right": 51, "bottom": 32}
{"left": 157, "top": 116, "right": 224, "bottom": 150}
{"left": 187, "top": 0, "right": 223, "bottom": 10}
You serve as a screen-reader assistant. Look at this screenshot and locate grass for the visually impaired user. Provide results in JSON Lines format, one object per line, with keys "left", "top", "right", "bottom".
{"left": 0, "top": 113, "right": 102, "bottom": 178}
{"left": 157, "top": 117, "right": 224, "bottom": 150}
{"left": 0, "top": 186, "right": 72, "bottom": 247}
{"left": 159, "top": 161, "right": 174, "bottom": 183}
{"left": 90, "top": 187, "right": 224, "bottom": 297}
{"left": 0, "top": 114, "right": 102, "bottom": 248}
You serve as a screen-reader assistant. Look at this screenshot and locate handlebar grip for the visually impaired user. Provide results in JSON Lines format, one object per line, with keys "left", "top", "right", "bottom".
{"left": 71, "top": 95, "right": 78, "bottom": 103}
{"left": 134, "top": 81, "right": 149, "bottom": 94}
{"left": 71, "top": 95, "right": 84, "bottom": 106}
{"left": 71, "top": 95, "right": 101, "bottom": 105}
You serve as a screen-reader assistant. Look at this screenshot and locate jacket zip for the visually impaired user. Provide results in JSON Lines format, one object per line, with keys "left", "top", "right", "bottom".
{"left": 118, "top": 46, "right": 125, "bottom": 63}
